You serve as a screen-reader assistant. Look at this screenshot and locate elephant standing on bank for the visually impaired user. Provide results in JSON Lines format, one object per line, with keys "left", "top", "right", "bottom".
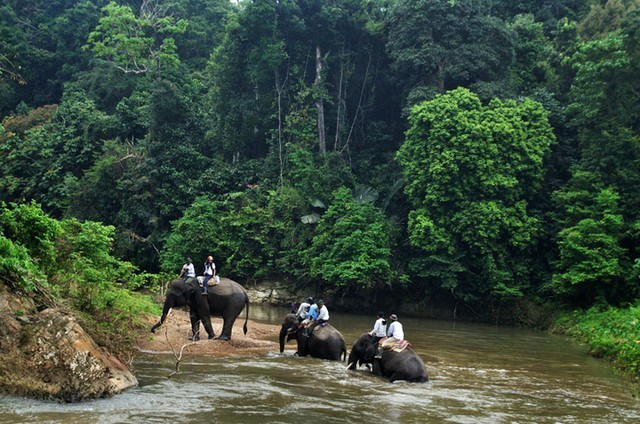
{"left": 279, "top": 313, "right": 347, "bottom": 361}
{"left": 347, "top": 333, "right": 428, "bottom": 382}
{"left": 150, "top": 278, "right": 249, "bottom": 340}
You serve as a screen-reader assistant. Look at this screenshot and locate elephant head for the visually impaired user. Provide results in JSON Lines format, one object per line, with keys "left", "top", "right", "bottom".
{"left": 279, "top": 313, "right": 300, "bottom": 354}
{"left": 150, "top": 279, "right": 198, "bottom": 333}
{"left": 347, "top": 332, "right": 377, "bottom": 369}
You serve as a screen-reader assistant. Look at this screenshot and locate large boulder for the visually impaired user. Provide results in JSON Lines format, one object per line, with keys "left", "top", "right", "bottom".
{"left": 0, "top": 285, "right": 137, "bottom": 402}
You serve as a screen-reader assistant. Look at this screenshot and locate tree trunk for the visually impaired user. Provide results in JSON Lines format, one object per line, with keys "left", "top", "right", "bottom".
{"left": 274, "top": 67, "right": 287, "bottom": 186}
{"left": 315, "top": 45, "right": 327, "bottom": 155}
{"left": 437, "top": 57, "right": 446, "bottom": 93}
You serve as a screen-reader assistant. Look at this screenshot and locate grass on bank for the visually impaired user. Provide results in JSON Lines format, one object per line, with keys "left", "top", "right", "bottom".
{"left": 553, "top": 304, "right": 640, "bottom": 385}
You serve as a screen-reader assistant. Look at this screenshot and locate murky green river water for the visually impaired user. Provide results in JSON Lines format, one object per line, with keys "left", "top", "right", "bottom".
{"left": 1, "top": 305, "right": 638, "bottom": 423}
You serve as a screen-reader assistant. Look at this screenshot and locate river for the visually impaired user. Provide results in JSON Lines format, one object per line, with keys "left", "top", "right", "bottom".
{"left": 1, "top": 305, "right": 638, "bottom": 423}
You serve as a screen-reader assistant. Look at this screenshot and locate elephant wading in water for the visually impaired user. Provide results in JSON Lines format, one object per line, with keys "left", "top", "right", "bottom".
{"left": 347, "top": 333, "right": 428, "bottom": 382}
{"left": 150, "top": 278, "right": 249, "bottom": 340}
{"left": 279, "top": 313, "right": 347, "bottom": 361}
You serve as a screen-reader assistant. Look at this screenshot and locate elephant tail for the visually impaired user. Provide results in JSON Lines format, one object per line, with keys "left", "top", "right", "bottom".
{"left": 243, "top": 293, "right": 249, "bottom": 335}
{"left": 341, "top": 345, "right": 347, "bottom": 362}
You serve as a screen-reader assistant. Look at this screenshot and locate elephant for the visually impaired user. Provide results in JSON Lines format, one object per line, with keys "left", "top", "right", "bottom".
{"left": 347, "top": 332, "right": 428, "bottom": 382}
{"left": 279, "top": 313, "right": 347, "bottom": 361}
{"left": 150, "top": 278, "right": 249, "bottom": 341}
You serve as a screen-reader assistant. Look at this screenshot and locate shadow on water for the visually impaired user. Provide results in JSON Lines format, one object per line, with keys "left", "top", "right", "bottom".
{"left": 1, "top": 304, "right": 639, "bottom": 423}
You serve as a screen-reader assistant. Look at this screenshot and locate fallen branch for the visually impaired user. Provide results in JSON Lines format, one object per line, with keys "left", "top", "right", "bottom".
{"left": 165, "top": 310, "right": 201, "bottom": 378}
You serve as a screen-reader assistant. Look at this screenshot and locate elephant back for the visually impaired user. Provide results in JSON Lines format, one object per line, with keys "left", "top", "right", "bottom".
{"left": 380, "top": 347, "right": 428, "bottom": 382}
{"left": 313, "top": 323, "right": 344, "bottom": 342}
{"left": 209, "top": 278, "right": 247, "bottom": 297}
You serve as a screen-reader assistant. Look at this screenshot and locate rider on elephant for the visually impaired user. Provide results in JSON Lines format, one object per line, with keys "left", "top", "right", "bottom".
{"left": 376, "top": 314, "right": 404, "bottom": 358}
{"left": 202, "top": 255, "right": 216, "bottom": 295}
{"left": 304, "top": 299, "right": 328, "bottom": 337}
{"left": 369, "top": 311, "right": 387, "bottom": 343}
{"left": 179, "top": 258, "right": 195, "bottom": 282}
{"left": 295, "top": 297, "right": 313, "bottom": 323}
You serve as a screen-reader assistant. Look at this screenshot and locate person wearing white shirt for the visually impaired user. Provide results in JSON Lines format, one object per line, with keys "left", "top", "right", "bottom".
{"left": 386, "top": 315, "right": 404, "bottom": 341}
{"left": 377, "top": 314, "right": 404, "bottom": 358}
{"left": 296, "top": 297, "right": 313, "bottom": 322}
{"left": 305, "top": 299, "right": 329, "bottom": 337}
{"left": 369, "top": 311, "right": 387, "bottom": 342}
{"left": 179, "top": 258, "right": 195, "bottom": 280}
{"left": 202, "top": 255, "right": 216, "bottom": 295}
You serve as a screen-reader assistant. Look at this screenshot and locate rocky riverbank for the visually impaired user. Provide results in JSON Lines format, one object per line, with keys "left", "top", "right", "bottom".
{"left": 0, "top": 283, "right": 137, "bottom": 402}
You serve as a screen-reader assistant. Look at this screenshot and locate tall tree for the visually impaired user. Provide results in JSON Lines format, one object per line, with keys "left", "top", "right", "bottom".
{"left": 397, "top": 87, "right": 555, "bottom": 304}
{"left": 386, "top": 0, "right": 514, "bottom": 106}
{"left": 86, "top": 1, "right": 187, "bottom": 76}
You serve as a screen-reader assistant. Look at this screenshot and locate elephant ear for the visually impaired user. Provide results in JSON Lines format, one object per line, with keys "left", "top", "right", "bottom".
{"left": 362, "top": 338, "right": 376, "bottom": 361}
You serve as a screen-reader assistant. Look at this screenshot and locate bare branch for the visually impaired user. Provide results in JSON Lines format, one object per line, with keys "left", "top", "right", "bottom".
{"left": 164, "top": 311, "right": 201, "bottom": 378}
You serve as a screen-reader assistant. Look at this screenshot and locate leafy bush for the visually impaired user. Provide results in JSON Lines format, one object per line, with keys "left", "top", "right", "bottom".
{"left": 0, "top": 235, "right": 46, "bottom": 293}
{"left": 308, "top": 187, "right": 393, "bottom": 289}
{"left": 0, "top": 201, "right": 62, "bottom": 275}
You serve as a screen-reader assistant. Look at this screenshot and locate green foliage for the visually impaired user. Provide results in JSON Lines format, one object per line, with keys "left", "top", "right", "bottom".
{"left": 579, "top": 0, "right": 638, "bottom": 39}
{"left": 0, "top": 88, "right": 114, "bottom": 215}
{"left": 398, "top": 87, "right": 555, "bottom": 303}
{"left": 86, "top": 1, "right": 187, "bottom": 75}
{"left": 554, "top": 305, "right": 640, "bottom": 383}
{"left": 0, "top": 201, "right": 62, "bottom": 274}
{"left": 386, "top": 0, "right": 514, "bottom": 103}
{"left": 552, "top": 171, "right": 628, "bottom": 305}
{"left": 0, "top": 234, "right": 46, "bottom": 293}
{"left": 308, "top": 186, "right": 393, "bottom": 289}
{"left": 0, "top": 1, "right": 103, "bottom": 114}
{"left": 508, "top": 14, "right": 558, "bottom": 95}
{"left": 569, "top": 32, "right": 635, "bottom": 128}
{"left": 285, "top": 148, "right": 354, "bottom": 202}
{"left": 267, "top": 185, "right": 317, "bottom": 281}
{"left": 2, "top": 0, "right": 640, "bottom": 319}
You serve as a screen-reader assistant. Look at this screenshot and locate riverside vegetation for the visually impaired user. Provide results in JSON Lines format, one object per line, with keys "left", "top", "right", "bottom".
{"left": 1, "top": 0, "right": 639, "bottom": 392}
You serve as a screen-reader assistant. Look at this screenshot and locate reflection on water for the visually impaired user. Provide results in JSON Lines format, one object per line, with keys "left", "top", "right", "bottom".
{"left": 1, "top": 304, "right": 639, "bottom": 423}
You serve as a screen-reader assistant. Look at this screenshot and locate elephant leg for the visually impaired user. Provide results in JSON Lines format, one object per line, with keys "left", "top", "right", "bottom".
{"left": 201, "top": 317, "right": 216, "bottom": 339}
{"left": 219, "top": 318, "right": 232, "bottom": 340}
{"left": 372, "top": 359, "right": 384, "bottom": 377}
{"left": 189, "top": 313, "right": 201, "bottom": 341}
{"left": 388, "top": 371, "right": 406, "bottom": 383}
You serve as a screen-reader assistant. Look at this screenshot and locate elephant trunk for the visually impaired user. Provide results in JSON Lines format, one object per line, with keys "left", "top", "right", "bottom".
{"left": 347, "top": 351, "right": 358, "bottom": 369}
{"left": 150, "top": 301, "right": 172, "bottom": 333}
{"left": 278, "top": 326, "right": 287, "bottom": 353}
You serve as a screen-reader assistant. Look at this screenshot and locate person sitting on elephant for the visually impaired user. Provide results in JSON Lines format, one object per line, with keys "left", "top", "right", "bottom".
{"left": 179, "top": 258, "right": 196, "bottom": 282}
{"left": 376, "top": 314, "right": 404, "bottom": 358}
{"left": 369, "top": 311, "right": 387, "bottom": 343}
{"left": 295, "top": 297, "right": 313, "bottom": 323}
{"left": 304, "top": 299, "right": 329, "bottom": 337}
{"left": 299, "top": 299, "right": 318, "bottom": 331}
{"left": 202, "top": 255, "right": 216, "bottom": 295}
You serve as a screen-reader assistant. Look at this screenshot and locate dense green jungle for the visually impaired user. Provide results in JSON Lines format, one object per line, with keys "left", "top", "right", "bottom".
{"left": 0, "top": 0, "right": 639, "bottom": 382}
